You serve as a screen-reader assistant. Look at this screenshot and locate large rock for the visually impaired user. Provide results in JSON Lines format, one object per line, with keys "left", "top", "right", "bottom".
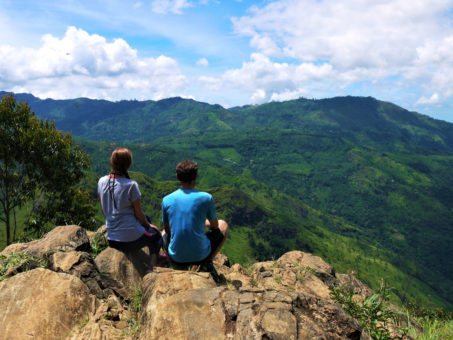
{"left": 140, "top": 287, "right": 228, "bottom": 340}
{"left": 50, "top": 251, "right": 106, "bottom": 299}
{"left": 68, "top": 296, "right": 129, "bottom": 340}
{"left": 139, "top": 268, "right": 370, "bottom": 340}
{"left": 0, "top": 268, "right": 96, "bottom": 340}
{"left": 95, "top": 246, "right": 150, "bottom": 299}
{"left": 249, "top": 251, "right": 334, "bottom": 300}
{"left": 140, "top": 269, "right": 220, "bottom": 339}
{"left": 1, "top": 225, "right": 90, "bottom": 259}
{"left": 142, "top": 267, "right": 216, "bottom": 305}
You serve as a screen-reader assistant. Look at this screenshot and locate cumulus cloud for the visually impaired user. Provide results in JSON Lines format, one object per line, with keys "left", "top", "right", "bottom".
{"left": 151, "top": 0, "right": 193, "bottom": 14}
{"left": 229, "top": 0, "right": 453, "bottom": 107}
{"left": 197, "top": 57, "right": 209, "bottom": 67}
{"left": 251, "top": 89, "right": 266, "bottom": 104}
{"left": 200, "top": 53, "right": 332, "bottom": 103}
{"left": 0, "top": 27, "right": 187, "bottom": 100}
{"left": 416, "top": 93, "right": 440, "bottom": 105}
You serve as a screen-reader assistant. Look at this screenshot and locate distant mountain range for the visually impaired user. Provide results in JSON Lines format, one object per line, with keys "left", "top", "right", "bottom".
{"left": 2, "top": 91, "right": 453, "bottom": 309}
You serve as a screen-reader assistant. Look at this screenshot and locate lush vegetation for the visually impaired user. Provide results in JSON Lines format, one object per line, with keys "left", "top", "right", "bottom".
{"left": 1, "top": 92, "right": 453, "bottom": 311}
{"left": 0, "top": 95, "right": 96, "bottom": 246}
{"left": 0, "top": 253, "right": 47, "bottom": 281}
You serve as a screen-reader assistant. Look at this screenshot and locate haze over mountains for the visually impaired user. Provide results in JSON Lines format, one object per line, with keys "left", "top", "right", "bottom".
{"left": 2, "top": 91, "right": 453, "bottom": 309}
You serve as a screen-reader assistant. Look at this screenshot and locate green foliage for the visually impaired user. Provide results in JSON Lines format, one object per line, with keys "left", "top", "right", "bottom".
{"left": 130, "top": 285, "right": 143, "bottom": 315}
{"left": 0, "top": 95, "right": 95, "bottom": 245}
{"left": 408, "top": 318, "right": 453, "bottom": 340}
{"left": 404, "top": 300, "right": 453, "bottom": 321}
{"left": 0, "top": 252, "right": 47, "bottom": 281}
{"left": 402, "top": 301, "right": 453, "bottom": 340}
{"left": 8, "top": 92, "right": 453, "bottom": 309}
{"left": 90, "top": 232, "right": 108, "bottom": 258}
{"left": 330, "top": 280, "right": 406, "bottom": 339}
{"left": 122, "top": 285, "right": 144, "bottom": 338}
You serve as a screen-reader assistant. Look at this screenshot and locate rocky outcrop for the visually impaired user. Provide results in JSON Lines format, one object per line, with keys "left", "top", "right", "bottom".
{"left": 138, "top": 254, "right": 372, "bottom": 340}
{"left": 0, "top": 268, "right": 96, "bottom": 340}
{"left": 0, "top": 225, "right": 411, "bottom": 339}
{"left": 95, "top": 246, "right": 150, "bottom": 299}
{"left": 1, "top": 225, "right": 90, "bottom": 259}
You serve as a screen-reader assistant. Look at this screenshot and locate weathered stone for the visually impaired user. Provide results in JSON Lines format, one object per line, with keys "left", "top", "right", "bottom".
{"left": 50, "top": 251, "right": 105, "bottom": 299}
{"left": 141, "top": 267, "right": 216, "bottom": 309}
{"left": 261, "top": 309, "right": 297, "bottom": 340}
{"left": 1, "top": 225, "right": 90, "bottom": 260}
{"left": 140, "top": 288, "right": 227, "bottom": 340}
{"left": 235, "top": 307, "right": 260, "bottom": 340}
{"left": 278, "top": 251, "right": 335, "bottom": 286}
{"left": 0, "top": 268, "right": 96, "bottom": 340}
{"left": 220, "top": 263, "right": 253, "bottom": 288}
{"left": 95, "top": 246, "right": 150, "bottom": 299}
{"left": 213, "top": 252, "right": 230, "bottom": 267}
{"left": 336, "top": 272, "right": 374, "bottom": 300}
{"left": 294, "top": 293, "right": 370, "bottom": 340}
{"left": 51, "top": 251, "right": 84, "bottom": 271}
{"left": 223, "top": 290, "right": 240, "bottom": 320}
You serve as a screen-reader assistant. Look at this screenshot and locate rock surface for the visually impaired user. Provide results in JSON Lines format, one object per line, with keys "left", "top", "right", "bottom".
{"left": 1, "top": 225, "right": 90, "bottom": 259}
{"left": 95, "top": 246, "right": 150, "bottom": 299}
{"left": 0, "top": 225, "right": 412, "bottom": 340}
{"left": 0, "top": 268, "right": 96, "bottom": 340}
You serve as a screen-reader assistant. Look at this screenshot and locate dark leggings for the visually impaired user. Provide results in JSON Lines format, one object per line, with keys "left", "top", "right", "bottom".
{"left": 163, "top": 228, "right": 224, "bottom": 264}
{"left": 108, "top": 231, "right": 162, "bottom": 255}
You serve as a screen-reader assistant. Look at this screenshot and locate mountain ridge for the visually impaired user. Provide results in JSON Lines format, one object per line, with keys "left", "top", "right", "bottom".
{"left": 1, "top": 91, "right": 453, "bottom": 309}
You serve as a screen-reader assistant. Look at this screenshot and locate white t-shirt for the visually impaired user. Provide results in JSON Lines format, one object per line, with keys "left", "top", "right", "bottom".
{"left": 97, "top": 175, "right": 145, "bottom": 242}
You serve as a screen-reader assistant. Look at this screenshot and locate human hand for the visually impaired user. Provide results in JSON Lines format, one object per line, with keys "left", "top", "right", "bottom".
{"left": 149, "top": 224, "right": 160, "bottom": 232}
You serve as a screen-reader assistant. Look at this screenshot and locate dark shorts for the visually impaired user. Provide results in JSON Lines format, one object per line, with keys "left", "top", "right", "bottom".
{"left": 163, "top": 228, "right": 224, "bottom": 265}
{"left": 108, "top": 228, "right": 162, "bottom": 255}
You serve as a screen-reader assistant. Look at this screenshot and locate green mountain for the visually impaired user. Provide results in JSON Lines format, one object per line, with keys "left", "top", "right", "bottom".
{"left": 2, "top": 91, "right": 453, "bottom": 309}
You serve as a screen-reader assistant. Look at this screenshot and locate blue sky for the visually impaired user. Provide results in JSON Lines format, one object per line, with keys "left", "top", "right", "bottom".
{"left": 1, "top": 0, "right": 453, "bottom": 122}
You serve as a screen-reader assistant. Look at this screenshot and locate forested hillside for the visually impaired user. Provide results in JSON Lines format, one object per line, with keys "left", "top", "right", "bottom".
{"left": 2, "top": 91, "right": 453, "bottom": 309}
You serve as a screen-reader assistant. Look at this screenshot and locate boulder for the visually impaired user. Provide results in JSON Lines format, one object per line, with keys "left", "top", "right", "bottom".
{"left": 140, "top": 287, "right": 228, "bottom": 340}
{"left": 141, "top": 267, "right": 217, "bottom": 307}
{"left": 0, "top": 268, "right": 96, "bottom": 340}
{"left": 68, "top": 298, "right": 128, "bottom": 340}
{"left": 138, "top": 267, "right": 369, "bottom": 340}
{"left": 95, "top": 246, "right": 150, "bottom": 299}
{"left": 1, "top": 225, "right": 90, "bottom": 259}
{"left": 50, "top": 251, "right": 105, "bottom": 299}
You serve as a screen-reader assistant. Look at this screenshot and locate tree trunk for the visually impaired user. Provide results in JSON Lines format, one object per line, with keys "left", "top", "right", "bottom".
{"left": 5, "top": 207, "right": 10, "bottom": 245}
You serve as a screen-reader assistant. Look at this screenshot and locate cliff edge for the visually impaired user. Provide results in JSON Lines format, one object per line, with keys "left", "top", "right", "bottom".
{"left": 0, "top": 225, "right": 412, "bottom": 339}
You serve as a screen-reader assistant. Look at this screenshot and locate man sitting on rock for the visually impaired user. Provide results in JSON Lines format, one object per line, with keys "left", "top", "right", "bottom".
{"left": 162, "top": 160, "right": 228, "bottom": 271}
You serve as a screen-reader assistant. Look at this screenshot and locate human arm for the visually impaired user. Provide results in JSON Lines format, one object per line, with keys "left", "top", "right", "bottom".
{"left": 163, "top": 221, "right": 171, "bottom": 235}
{"left": 133, "top": 197, "right": 159, "bottom": 231}
{"left": 98, "top": 197, "right": 106, "bottom": 219}
{"left": 205, "top": 218, "right": 219, "bottom": 230}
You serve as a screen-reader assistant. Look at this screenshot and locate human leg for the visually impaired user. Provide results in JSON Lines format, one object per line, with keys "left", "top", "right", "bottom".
{"left": 206, "top": 220, "right": 228, "bottom": 261}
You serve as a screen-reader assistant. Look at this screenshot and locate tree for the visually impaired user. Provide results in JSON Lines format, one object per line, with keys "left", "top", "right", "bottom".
{"left": 0, "top": 94, "right": 95, "bottom": 245}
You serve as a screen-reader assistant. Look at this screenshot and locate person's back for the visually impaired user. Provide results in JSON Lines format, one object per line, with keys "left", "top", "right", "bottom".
{"left": 162, "top": 189, "right": 215, "bottom": 262}
{"left": 162, "top": 160, "right": 228, "bottom": 264}
{"left": 98, "top": 147, "right": 162, "bottom": 271}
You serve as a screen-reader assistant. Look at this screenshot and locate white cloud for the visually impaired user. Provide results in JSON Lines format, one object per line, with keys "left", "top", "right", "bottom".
{"left": 200, "top": 53, "right": 333, "bottom": 103}
{"left": 251, "top": 89, "right": 266, "bottom": 104}
{"left": 230, "top": 0, "right": 453, "bottom": 107}
{"left": 151, "top": 0, "right": 193, "bottom": 14}
{"left": 416, "top": 93, "right": 440, "bottom": 105}
{"left": 197, "top": 57, "right": 209, "bottom": 67}
{"left": 0, "top": 27, "right": 187, "bottom": 100}
{"left": 270, "top": 89, "right": 307, "bottom": 102}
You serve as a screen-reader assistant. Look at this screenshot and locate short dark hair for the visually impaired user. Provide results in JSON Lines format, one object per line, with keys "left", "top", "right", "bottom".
{"left": 176, "top": 160, "right": 198, "bottom": 183}
{"left": 110, "top": 147, "right": 132, "bottom": 175}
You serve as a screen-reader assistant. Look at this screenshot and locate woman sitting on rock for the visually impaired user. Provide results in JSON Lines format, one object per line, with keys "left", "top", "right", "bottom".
{"left": 98, "top": 147, "right": 162, "bottom": 271}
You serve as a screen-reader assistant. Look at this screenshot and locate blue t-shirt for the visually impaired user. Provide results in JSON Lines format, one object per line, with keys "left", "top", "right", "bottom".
{"left": 162, "top": 189, "right": 217, "bottom": 263}
{"left": 97, "top": 175, "right": 145, "bottom": 242}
